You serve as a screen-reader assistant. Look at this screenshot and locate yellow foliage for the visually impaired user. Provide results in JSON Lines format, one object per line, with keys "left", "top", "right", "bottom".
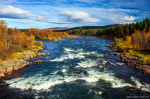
{"left": 0, "top": 60, "right": 2, "bottom": 66}
{"left": 34, "top": 41, "right": 43, "bottom": 47}
{"left": 7, "top": 53, "right": 20, "bottom": 60}
{"left": 42, "top": 37, "right": 48, "bottom": 40}
{"left": 126, "top": 50, "right": 150, "bottom": 63}
{"left": 26, "top": 29, "right": 68, "bottom": 41}
{"left": 115, "top": 36, "right": 134, "bottom": 50}
{"left": 114, "top": 36, "right": 150, "bottom": 63}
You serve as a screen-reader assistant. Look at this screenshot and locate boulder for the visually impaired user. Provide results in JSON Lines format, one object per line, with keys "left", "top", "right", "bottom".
{"left": 0, "top": 73, "right": 5, "bottom": 78}
{"left": 38, "top": 52, "right": 51, "bottom": 56}
{"left": 14, "top": 66, "right": 21, "bottom": 71}
{"left": 105, "top": 45, "right": 111, "bottom": 47}
{"left": 105, "top": 50, "right": 112, "bottom": 52}
{"left": 32, "top": 60, "right": 45, "bottom": 65}
{"left": 0, "top": 46, "right": 46, "bottom": 78}
{"left": 24, "top": 55, "right": 31, "bottom": 60}
{"left": 112, "top": 48, "right": 118, "bottom": 52}
{"left": 6, "top": 67, "right": 14, "bottom": 72}
{"left": 46, "top": 53, "right": 51, "bottom": 55}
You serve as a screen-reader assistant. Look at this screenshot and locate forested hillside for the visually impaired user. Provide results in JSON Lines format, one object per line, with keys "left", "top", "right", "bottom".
{"left": 68, "top": 18, "right": 150, "bottom": 38}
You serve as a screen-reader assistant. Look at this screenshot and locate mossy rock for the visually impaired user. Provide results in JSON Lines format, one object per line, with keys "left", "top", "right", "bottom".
{"left": 98, "top": 79, "right": 111, "bottom": 84}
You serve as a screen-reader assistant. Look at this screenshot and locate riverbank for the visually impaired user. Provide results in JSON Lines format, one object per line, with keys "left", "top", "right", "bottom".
{"left": 1, "top": 36, "right": 150, "bottom": 99}
{"left": 106, "top": 43, "right": 150, "bottom": 74}
{"left": 0, "top": 46, "right": 50, "bottom": 78}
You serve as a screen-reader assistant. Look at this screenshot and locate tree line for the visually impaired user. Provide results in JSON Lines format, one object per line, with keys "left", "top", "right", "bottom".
{"left": 68, "top": 18, "right": 150, "bottom": 52}
{"left": 22, "top": 29, "right": 69, "bottom": 40}
{"left": 68, "top": 18, "right": 150, "bottom": 37}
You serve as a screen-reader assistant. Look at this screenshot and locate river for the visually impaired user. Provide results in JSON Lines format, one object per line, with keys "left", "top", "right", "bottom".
{"left": 0, "top": 36, "right": 150, "bottom": 99}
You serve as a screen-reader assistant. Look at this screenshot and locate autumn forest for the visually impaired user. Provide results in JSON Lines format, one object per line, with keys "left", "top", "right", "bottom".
{"left": 0, "top": 19, "right": 69, "bottom": 60}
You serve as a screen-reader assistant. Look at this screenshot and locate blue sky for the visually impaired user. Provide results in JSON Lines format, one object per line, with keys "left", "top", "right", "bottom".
{"left": 0, "top": 0, "right": 150, "bottom": 29}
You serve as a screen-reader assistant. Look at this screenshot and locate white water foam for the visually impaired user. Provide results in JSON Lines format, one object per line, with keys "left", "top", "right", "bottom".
{"left": 116, "top": 62, "right": 124, "bottom": 66}
{"left": 64, "top": 47, "right": 83, "bottom": 52}
{"left": 62, "top": 69, "right": 67, "bottom": 73}
{"left": 82, "top": 69, "right": 132, "bottom": 88}
{"left": 76, "top": 59, "right": 97, "bottom": 68}
{"left": 109, "top": 62, "right": 124, "bottom": 66}
{"left": 5, "top": 47, "right": 150, "bottom": 92}
{"left": 5, "top": 73, "right": 80, "bottom": 90}
{"left": 5, "top": 66, "right": 150, "bottom": 92}
{"left": 50, "top": 52, "right": 86, "bottom": 61}
{"left": 131, "top": 77, "right": 150, "bottom": 92}
{"left": 50, "top": 47, "right": 98, "bottom": 62}
{"left": 64, "top": 48, "right": 76, "bottom": 52}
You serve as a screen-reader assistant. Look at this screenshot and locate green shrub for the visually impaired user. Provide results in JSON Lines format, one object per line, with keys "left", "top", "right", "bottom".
{"left": 35, "top": 34, "right": 42, "bottom": 39}
{"left": 16, "top": 49, "right": 24, "bottom": 52}
{"left": 34, "top": 41, "right": 43, "bottom": 47}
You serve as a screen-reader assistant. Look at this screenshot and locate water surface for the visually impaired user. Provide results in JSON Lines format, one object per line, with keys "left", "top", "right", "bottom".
{"left": 0, "top": 36, "right": 150, "bottom": 99}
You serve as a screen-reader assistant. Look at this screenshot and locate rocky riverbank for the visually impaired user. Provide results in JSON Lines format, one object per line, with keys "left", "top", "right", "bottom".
{"left": 106, "top": 43, "right": 150, "bottom": 74}
{"left": 0, "top": 46, "right": 50, "bottom": 78}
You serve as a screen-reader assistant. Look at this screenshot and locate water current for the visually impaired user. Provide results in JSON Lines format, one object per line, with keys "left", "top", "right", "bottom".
{"left": 0, "top": 36, "right": 150, "bottom": 99}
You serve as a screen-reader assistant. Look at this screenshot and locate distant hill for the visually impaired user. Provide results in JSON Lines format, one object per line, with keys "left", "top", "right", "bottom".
{"left": 67, "top": 24, "right": 120, "bottom": 30}
{"left": 43, "top": 24, "right": 121, "bottom": 32}
{"left": 43, "top": 27, "right": 70, "bottom": 31}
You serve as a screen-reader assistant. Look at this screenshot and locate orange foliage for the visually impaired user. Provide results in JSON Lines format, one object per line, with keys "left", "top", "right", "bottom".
{"left": 25, "top": 29, "right": 69, "bottom": 40}
{"left": 0, "top": 19, "right": 35, "bottom": 59}
{"left": 131, "top": 28, "right": 150, "bottom": 50}
{"left": 0, "top": 19, "right": 69, "bottom": 59}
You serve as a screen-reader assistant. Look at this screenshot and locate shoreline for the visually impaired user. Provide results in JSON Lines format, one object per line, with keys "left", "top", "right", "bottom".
{"left": 106, "top": 42, "right": 150, "bottom": 74}
{"left": 0, "top": 46, "right": 50, "bottom": 78}
{"left": 1, "top": 35, "right": 149, "bottom": 78}
{"left": 0, "top": 36, "right": 73, "bottom": 78}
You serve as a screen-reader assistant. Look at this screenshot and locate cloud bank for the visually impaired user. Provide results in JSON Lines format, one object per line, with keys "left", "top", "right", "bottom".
{"left": 0, "top": 5, "right": 48, "bottom": 21}
{"left": 0, "top": 5, "right": 100, "bottom": 24}
{"left": 59, "top": 11, "right": 100, "bottom": 24}
{"left": 1, "top": 0, "right": 149, "bottom": 29}
{"left": 111, "top": 16, "right": 137, "bottom": 24}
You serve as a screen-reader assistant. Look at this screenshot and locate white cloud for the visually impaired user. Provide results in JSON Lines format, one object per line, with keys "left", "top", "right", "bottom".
{"left": 1, "top": 0, "right": 16, "bottom": 4}
{"left": 90, "top": 8, "right": 139, "bottom": 24}
{"left": 59, "top": 11, "right": 100, "bottom": 23}
{"left": 124, "top": 16, "right": 136, "bottom": 21}
{"left": 0, "top": 5, "right": 90, "bottom": 24}
{"left": 0, "top": 5, "right": 49, "bottom": 22}
{"left": 111, "top": 16, "right": 137, "bottom": 24}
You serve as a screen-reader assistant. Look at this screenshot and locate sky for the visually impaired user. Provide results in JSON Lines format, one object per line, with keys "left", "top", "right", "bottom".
{"left": 0, "top": 0, "right": 150, "bottom": 29}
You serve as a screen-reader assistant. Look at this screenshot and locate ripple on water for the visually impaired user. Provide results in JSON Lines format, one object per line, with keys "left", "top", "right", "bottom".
{"left": 5, "top": 48, "right": 150, "bottom": 92}
{"left": 4, "top": 38, "right": 150, "bottom": 98}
